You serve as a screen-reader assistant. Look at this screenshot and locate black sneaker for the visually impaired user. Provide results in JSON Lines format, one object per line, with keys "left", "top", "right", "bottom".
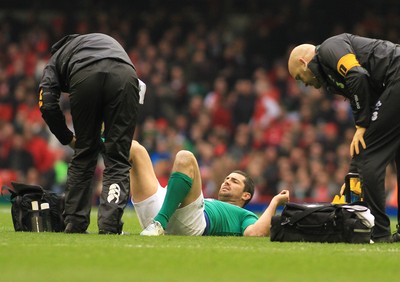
{"left": 64, "top": 223, "right": 88, "bottom": 234}
{"left": 98, "top": 230, "right": 128, "bottom": 235}
{"left": 98, "top": 229, "right": 117, "bottom": 235}
{"left": 371, "top": 235, "right": 393, "bottom": 243}
{"left": 391, "top": 224, "right": 400, "bottom": 243}
{"left": 98, "top": 229, "right": 127, "bottom": 235}
{"left": 99, "top": 223, "right": 124, "bottom": 235}
{"left": 392, "top": 231, "right": 400, "bottom": 243}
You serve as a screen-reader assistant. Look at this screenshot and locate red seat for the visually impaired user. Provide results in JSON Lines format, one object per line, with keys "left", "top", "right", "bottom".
{"left": 0, "top": 104, "right": 13, "bottom": 122}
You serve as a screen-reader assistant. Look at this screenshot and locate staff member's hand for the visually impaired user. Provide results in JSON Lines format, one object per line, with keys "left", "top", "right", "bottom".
{"left": 350, "top": 126, "right": 366, "bottom": 157}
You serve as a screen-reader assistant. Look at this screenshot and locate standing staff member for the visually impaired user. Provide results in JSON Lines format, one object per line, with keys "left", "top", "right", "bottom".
{"left": 288, "top": 33, "right": 400, "bottom": 243}
{"left": 39, "top": 33, "right": 141, "bottom": 234}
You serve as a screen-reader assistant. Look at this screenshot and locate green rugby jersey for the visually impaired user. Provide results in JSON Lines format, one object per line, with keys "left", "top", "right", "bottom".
{"left": 204, "top": 199, "right": 258, "bottom": 236}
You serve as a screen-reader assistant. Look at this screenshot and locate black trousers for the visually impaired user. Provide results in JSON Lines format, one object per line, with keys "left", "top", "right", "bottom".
{"left": 65, "top": 59, "right": 139, "bottom": 233}
{"left": 353, "top": 80, "right": 400, "bottom": 239}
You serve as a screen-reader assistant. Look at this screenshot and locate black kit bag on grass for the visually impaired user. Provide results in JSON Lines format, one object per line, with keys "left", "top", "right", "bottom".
{"left": 2, "top": 182, "right": 65, "bottom": 232}
{"left": 270, "top": 202, "right": 373, "bottom": 243}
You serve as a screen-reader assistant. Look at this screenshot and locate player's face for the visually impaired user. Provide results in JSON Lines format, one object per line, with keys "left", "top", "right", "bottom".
{"left": 218, "top": 172, "right": 246, "bottom": 202}
{"left": 294, "top": 68, "right": 321, "bottom": 89}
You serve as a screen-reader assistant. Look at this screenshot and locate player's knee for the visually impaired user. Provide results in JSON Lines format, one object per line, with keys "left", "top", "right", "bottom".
{"left": 174, "top": 150, "right": 196, "bottom": 167}
{"left": 129, "top": 140, "right": 146, "bottom": 161}
{"left": 130, "top": 140, "right": 141, "bottom": 151}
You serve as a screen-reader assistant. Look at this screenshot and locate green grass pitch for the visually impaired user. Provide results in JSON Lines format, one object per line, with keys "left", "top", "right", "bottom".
{"left": 0, "top": 204, "right": 399, "bottom": 282}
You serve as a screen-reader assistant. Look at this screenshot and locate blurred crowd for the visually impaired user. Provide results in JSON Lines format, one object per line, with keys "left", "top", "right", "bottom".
{"left": 0, "top": 0, "right": 398, "bottom": 206}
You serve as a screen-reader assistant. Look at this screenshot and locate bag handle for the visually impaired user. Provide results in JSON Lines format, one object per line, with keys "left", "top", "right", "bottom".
{"left": 1, "top": 185, "right": 17, "bottom": 198}
{"left": 344, "top": 172, "right": 360, "bottom": 203}
{"left": 283, "top": 205, "right": 333, "bottom": 226}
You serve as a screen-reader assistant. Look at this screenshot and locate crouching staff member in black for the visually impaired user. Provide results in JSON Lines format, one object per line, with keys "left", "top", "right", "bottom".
{"left": 39, "top": 33, "right": 140, "bottom": 234}
{"left": 288, "top": 33, "right": 400, "bottom": 243}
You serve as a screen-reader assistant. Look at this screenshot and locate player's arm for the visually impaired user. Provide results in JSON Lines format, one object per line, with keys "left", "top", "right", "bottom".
{"left": 39, "top": 64, "right": 74, "bottom": 145}
{"left": 243, "top": 190, "right": 289, "bottom": 237}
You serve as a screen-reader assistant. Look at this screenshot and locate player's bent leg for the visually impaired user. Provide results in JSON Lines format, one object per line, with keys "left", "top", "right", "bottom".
{"left": 129, "top": 140, "right": 159, "bottom": 202}
{"left": 171, "top": 150, "right": 203, "bottom": 207}
{"left": 141, "top": 150, "right": 204, "bottom": 234}
{"left": 134, "top": 184, "right": 167, "bottom": 230}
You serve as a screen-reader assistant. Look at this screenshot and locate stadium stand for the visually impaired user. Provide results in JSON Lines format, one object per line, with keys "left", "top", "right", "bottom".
{"left": 0, "top": 0, "right": 398, "bottom": 209}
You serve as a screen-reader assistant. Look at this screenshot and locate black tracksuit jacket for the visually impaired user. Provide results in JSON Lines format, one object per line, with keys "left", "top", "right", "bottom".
{"left": 39, "top": 33, "right": 139, "bottom": 233}
{"left": 308, "top": 33, "right": 400, "bottom": 238}
{"left": 39, "top": 33, "right": 136, "bottom": 145}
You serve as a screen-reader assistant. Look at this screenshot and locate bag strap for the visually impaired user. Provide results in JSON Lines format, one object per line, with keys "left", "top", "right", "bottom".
{"left": 283, "top": 205, "right": 332, "bottom": 226}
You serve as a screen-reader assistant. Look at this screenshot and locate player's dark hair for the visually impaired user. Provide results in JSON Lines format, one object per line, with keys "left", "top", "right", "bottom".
{"left": 232, "top": 170, "right": 255, "bottom": 207}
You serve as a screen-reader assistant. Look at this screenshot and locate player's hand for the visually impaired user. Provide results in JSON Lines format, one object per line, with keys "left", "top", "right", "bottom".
{"left": 350, "top": 126, "right": 366, "bottom": 157}
{"left": 274, "top": 190, "right": 290, "bottom": 205}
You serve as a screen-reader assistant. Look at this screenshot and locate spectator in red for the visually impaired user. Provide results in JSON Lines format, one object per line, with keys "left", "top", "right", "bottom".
{"left": 23, "top": 125, "right": 55, "bottom": 190}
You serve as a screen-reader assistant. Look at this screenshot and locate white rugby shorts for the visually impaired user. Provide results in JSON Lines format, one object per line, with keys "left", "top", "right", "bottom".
{"left": 132, "top": 184, "right": 206, "bottom": 236}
